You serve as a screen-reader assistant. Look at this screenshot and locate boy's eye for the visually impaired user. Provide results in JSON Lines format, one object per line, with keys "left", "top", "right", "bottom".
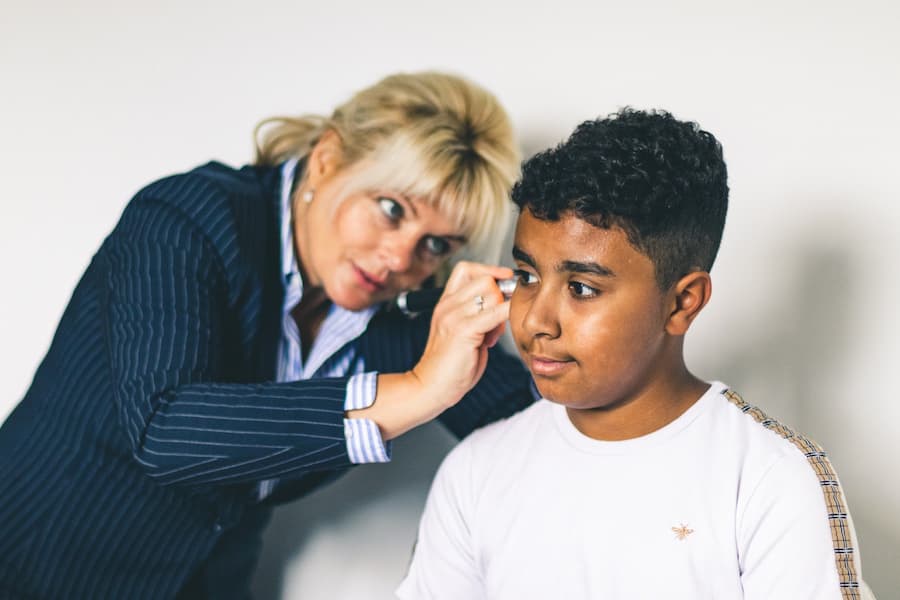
{"left": 512, "top": 269, "right": 538, "bottom": 286}
{"left": 569, "top": 281, "right": 598, "bottom": 298}
{"left": 378, "top": 197, "right": 404, "bottom": 221}
{"left": 422, "top": 236, "right": 451, "bottom": 257}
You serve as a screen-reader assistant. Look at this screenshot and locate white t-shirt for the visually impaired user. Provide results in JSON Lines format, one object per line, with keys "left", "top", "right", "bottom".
{"left": 397, "top": 382, "right": 863, "bottom": 600}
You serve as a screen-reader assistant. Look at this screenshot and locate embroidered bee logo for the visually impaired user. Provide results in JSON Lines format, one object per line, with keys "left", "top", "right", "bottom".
{"left": 672, "top": 523, "right": 694, "bottom": 540}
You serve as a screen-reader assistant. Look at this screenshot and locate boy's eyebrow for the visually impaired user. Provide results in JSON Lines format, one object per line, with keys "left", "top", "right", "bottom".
{"left": 513, "top": 246, "right": 616, "bottom": 278}
{"left": 512, "top": 246, "right": 536, "bottom": 267}
{"left": 559, "top": 260, "right": 616, "bottom": 278}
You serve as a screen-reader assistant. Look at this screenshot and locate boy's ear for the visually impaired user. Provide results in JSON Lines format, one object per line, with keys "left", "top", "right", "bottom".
{"left": 665, "top": 271, "right": 712, "bottom": 336}
{"left": 306, "top": 129, "right": 343, "bottom": 186}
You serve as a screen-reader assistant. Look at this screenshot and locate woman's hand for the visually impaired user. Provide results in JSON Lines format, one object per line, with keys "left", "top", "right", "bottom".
{"left": 346, "top": 262, "right": 514, "bottom": 441}
{"left": 411, "top": 261, "right": 514, "bottom": 407}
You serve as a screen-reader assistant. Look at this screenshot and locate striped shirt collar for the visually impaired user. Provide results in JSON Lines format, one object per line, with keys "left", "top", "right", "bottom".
{"left": 279, "top": 159, "right": 379, "bottom": 378}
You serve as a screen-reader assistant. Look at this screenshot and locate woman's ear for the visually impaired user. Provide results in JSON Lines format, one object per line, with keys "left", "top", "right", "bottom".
{"left": 306, "top": 129, "right": 343, "bottom": 186}
{"left": 665, "top": 271, "right": 712, "bottom": 335}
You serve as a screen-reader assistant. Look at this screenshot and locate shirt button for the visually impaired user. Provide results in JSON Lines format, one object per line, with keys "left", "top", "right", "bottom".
{"left": 213, "top": 524, "right": 223, "bottom": 534}
{"left": 345, "top": 425, "right": 353, "bottom": 439}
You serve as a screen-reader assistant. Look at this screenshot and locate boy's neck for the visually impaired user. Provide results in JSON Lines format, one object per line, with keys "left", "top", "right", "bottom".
{"left": 565, "top": 366, "right": 709, "bottom": 442}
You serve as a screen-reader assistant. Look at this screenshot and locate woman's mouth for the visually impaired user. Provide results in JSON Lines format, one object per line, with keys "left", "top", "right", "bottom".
{"left": 352, "top": 264, "right": 387, "bottom": 293}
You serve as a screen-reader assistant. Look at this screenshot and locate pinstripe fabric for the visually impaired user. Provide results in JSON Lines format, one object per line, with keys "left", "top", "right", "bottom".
{"left": 274, "top": 160, "right": 384, "bottom": 464}
{"left": 259, "top": 159, "right": 386, "bottom": 500}
{"left": 0, "top": 161, "right": 534, "bottom": 599}
{"left": 723, "top": 390, "right": 861, "bottom": 599}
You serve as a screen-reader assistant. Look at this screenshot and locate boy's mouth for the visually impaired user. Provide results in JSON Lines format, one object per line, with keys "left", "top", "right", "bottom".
{"left": 527, "top": 353, "right": 575, "bottom": 377}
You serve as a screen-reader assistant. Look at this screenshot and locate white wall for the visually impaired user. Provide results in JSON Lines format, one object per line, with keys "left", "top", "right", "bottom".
{"left": 2, "top": 1, "right": 898, "bottom": 597}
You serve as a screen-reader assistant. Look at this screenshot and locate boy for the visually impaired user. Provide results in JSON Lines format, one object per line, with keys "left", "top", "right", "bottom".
{"left": 396, "top": 109, "right": 868, "bottom": 599}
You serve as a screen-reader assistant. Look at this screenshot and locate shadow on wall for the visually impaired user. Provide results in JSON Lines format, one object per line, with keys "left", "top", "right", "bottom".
{"left": 710, "top": 232, "right": 856, "bottom": 425}
{"left": 250, "top": 421, "right": 458, "bottom": 600}
{"left": 703, "top": 218, "right": 896, "bottom": 597}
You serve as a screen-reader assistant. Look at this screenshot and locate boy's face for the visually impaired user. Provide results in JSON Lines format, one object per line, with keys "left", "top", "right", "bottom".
{"left": 510, "top": 208, "right": 671, "bottom": 410}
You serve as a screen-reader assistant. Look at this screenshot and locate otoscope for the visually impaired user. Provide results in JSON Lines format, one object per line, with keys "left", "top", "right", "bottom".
{"left": 395, "top": 277, "right": 518, "bottom": 317}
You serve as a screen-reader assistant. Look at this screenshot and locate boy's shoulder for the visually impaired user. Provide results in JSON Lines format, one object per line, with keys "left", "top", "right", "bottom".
{"left": 440, "top": 399, "right": 554, "bottom": 478}
{"left": 713, "top": 385, "right": 845, "bottom": 509}
{"left": 461, "top": 398, "right": 554, "bottom": 453}
{"left": 713, "top": 384, "right": 831, "bottom": 467}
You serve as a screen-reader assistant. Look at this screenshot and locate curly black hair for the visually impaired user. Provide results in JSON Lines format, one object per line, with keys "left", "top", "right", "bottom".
{"left": 511, "top": 108, "right": 729, "bottom": 288}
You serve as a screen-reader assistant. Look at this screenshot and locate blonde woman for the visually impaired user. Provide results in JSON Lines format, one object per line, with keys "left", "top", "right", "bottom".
{"left": 0, "top": 72, "right": 533, "bottom": 599}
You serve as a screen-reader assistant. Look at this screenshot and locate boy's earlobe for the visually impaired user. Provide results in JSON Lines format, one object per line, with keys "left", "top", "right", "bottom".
{"left": 665, "top": 271, "right": 712, "bottom": 335}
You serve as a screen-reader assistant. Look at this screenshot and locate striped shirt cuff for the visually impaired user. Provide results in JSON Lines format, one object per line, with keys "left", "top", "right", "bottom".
{"left": 344, "top": 372, "right": 391, "bottom": 463}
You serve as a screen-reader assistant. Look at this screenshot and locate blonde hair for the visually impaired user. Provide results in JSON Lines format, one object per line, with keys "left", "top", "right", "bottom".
{"left": 254, "top": 71, "right": 520, "bottom": 265}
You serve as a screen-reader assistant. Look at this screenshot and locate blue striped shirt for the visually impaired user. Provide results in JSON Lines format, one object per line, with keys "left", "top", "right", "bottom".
{"left": 258, "top": 160, "right": 390, "bottom": 499}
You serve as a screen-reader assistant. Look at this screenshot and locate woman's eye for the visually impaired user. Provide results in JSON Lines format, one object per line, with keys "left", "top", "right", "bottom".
{"left": 569, "top": 281, "right": 598, "bottom": 298}
{"left": 513, "top": 269, "right": 538, "bottom": 286}
{"left": 423, "top": 236, "right": 451, "bottom": 257}
{"left": 378, "top": 197, "right": 404, "bottom": 221}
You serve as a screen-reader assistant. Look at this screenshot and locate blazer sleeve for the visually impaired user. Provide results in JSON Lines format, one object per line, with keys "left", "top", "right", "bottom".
{"left": 104, "top": 197, "right": 355, "bottom": 488}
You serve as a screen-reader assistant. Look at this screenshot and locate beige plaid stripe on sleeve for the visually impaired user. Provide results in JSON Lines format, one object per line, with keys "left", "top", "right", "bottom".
{"left": 723, "top": 389, "right": 861, "bottom": 600}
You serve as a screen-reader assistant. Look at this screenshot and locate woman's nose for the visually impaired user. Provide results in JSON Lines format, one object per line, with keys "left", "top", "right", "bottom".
{"left": 383, "top": 233, "right": 417, "bottom": 273}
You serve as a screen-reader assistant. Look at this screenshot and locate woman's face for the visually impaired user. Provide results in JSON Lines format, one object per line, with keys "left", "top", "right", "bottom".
{"left": 295, "top": 138, "right": 466, "bottom": 310}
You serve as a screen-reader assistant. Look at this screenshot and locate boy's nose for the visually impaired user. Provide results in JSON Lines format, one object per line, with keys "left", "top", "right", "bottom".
{"left": 520, "top": 289, "right": 561, "bottom": 339}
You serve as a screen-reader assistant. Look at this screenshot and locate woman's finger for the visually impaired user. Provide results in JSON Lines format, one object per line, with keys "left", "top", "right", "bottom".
{"left": 442, "top": 261, "right": 514, "bottom": 294}
{"left": 466, "top": 298, "right": 510, "bottom": 336}
{"left": 482, "top": 320, "right": 507, "bottom": 349}
{"left": 438, "top": 274, "right": 510, "bottom": 319}
{"left": 413, "top": 273, "right": 513, "bottom": 405}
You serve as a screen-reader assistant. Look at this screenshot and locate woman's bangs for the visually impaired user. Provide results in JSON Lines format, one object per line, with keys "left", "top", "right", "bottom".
{"left": 346, "top": 137, "right": 486, "bottom": 240}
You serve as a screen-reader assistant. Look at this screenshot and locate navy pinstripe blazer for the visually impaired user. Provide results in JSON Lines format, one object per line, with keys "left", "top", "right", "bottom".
{"left": 0, "top": 162, "right": 533, "bottom": 599}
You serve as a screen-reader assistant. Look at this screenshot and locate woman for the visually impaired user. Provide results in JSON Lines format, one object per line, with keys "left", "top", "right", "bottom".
{"left": 0, "top": 72, "right": 533, "bottom": 599}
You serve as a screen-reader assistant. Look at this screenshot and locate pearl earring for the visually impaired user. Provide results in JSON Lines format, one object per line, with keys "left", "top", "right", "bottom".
{"left": 302, "top": 188, "right": 315, "bottom": 203}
